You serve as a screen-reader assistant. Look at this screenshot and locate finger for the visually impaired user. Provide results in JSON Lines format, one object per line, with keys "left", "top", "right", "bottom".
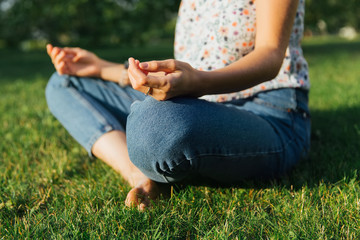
{"left": 56, "top": 61, "right": 66, "bottom": 75}
{"left": 143, "top": 75, "right": 168, "bottom": 89}
{"left": 128, "top": 58, "right": 148, "bottom": 90}
{"left": 139, "top": 59, "right": 184, "bottom": 73}
{"left": 139, "top": 202, "right": 148, "bottom": 211}
{"left": 63, "top": 47, "right": 79, "bottom": 54}
{"left": 128, "top": 73, "right": 168, "bottom": 100}
{"left": 128, "top": 68, "right": 152, "bottom": 95}
{"left": 135, "top": 59, "right": 149, "bottom": 75}
{"left": 145, "top": 87, "right": 171, "bottom": 101}
{"left": 63, "top": 47, "right": 74, "bottom": 52}
{"left": 128, "top": 58, "right": 144, "bottom": 84}
{"left": 46, "top": 44, "right": 53, "bottom": 56}
{"left": 72, "top": 51, "right": 83, "bottom": 62}
{"left": 128, "top": 58, "right": 166, "bottom": 89}
{"left": 50, "top": 47, "right": 62, "bottom": 63}
{"left": 61, "top": 47, "right": 82, "bottom": 62}
{"left": 54, "top": 50, "right": 66, "bottom": 66}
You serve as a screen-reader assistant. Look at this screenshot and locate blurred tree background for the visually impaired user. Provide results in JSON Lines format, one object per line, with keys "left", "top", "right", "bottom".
{"left": 0, "top": 0, "right": 359, "bottom": 49}
{"left": 305, "top": 0, "right": 360, "bottom": 34}
{"left": 0, "top": 0, "right": 180, "bottom": 49}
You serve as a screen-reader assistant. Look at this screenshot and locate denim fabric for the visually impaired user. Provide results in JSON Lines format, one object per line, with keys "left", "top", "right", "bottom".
{"left": 45, "top": 72, "right": 145, "bottom": 153}
{"left": 46, "top": 72, "right": 311, "bottom": 184}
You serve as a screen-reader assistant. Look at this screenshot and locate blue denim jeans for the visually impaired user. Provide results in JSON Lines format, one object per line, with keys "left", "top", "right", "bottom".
{"left": 45, "top": 72, "right": 311, "bottom": 184}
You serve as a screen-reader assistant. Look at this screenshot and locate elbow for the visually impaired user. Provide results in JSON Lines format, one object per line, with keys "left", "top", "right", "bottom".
{"left": 265, "top": 49, "right": 286, "bottom": 80}
{"left": 267, "top": 62, "right": 282, "bottom": 80}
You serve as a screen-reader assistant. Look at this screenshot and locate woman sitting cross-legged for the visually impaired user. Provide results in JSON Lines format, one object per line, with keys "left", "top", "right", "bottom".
{"left": 45, "top": 0, "right": 311, "bottom": 210}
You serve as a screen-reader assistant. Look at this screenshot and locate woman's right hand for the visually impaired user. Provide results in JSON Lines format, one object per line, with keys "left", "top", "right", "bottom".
{"left": 46, "top": 44, "right": 102, "bottom": 78}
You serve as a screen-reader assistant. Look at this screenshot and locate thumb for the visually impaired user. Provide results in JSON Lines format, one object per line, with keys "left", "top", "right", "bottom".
{"left": 139, "top": 59, "right": 184, "bottom": 73}
{"left": 72, "top": 52, "right": 83, "bottom": 62}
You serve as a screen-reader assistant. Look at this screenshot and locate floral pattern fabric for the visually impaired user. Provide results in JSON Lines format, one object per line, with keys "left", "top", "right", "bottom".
{"left": 174, "top": 0, "right": 310, "bottom": 102}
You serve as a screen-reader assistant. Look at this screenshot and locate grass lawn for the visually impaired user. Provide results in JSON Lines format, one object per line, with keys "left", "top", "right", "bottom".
{"left": 1, "top": 37, "right": 360, "bottom": 239}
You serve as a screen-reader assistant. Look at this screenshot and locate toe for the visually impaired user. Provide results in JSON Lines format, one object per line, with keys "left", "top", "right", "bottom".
{"left": 125, "top": 188, "right": 142, "bottom": 207}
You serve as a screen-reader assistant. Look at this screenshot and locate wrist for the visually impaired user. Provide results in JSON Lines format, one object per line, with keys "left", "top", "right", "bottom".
{"left": 193, "top": 70, "right": 210, "bottom": 97}
{"left": 98, "top": 59, "right": 113, "bottom": 78}
{"left": 118, "top": 63, "right": 130, "bottom": 87}
{"left": 99, "top": 59, "right": 130, "bottom": 85}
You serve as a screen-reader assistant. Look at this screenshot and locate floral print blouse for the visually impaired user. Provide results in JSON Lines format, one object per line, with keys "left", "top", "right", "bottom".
{"left": 174, "top": 0, "right": 310, "bottom": 102}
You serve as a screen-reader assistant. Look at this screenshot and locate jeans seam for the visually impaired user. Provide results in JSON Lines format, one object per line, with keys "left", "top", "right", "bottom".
{"left": 67, "top": 81, "right": 113, "bottom": 128}
{"left": 187, "top": 146, "right": 284, "bottom": 160}
{"left": 161, "top": 175, "right": 172, "bottom": 183}
{"left": 66, "top": 78, "right": 125, "bottom": 155}
{"left": 86, "top": 126, "right": 114, "bottom": 157}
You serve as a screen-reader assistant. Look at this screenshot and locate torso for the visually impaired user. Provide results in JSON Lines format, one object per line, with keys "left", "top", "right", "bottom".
{"left": 174, "top": 0, "right": 309, "bottom": 102}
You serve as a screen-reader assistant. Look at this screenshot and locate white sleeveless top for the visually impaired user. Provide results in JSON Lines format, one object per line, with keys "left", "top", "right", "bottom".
{"left": 174, "top": 0, "right": 310, "bottom": 102}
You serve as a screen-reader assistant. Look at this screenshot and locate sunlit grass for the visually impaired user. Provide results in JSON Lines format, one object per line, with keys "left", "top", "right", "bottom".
{"left": 1, "top": 38, "right": 360, "bottom": 238}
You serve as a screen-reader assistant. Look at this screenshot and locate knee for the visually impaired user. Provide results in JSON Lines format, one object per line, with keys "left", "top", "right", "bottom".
{"left": 46, "top": 71, "right": 68, "bottom": 88}
{"left": 45, "top": 72, "right": 68, "bottom": 99}
{"left": 127, "top": 98, "right": 195, "bottom": 155}
{"left": 126, "top": 98, "right": 193, "bottom": 182}
{"left": 45, "top": 72, "right": 75, "bottom": 114}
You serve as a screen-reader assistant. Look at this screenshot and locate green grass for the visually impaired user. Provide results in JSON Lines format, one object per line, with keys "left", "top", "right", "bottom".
{"left": 1, "top": 37, "right": 360, "bottom": 239}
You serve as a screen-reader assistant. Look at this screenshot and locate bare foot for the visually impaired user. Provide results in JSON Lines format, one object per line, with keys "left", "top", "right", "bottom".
{"left": 125, "top": 178, "right": 171, "bottom": 210}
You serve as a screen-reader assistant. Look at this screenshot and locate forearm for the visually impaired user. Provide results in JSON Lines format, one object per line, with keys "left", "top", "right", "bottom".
{"left": 195, "top": 47, "right": 285, "bottom": 96}
{"left": 99, "top": 59, "right": 129, "bottom": 85}
{"left": 192, "top": 0, "right": 298, "bottom": 97}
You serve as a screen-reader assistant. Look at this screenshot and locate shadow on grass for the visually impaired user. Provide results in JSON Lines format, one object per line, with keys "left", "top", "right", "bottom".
{"left": 288, "top": 105, "right": 360, "bottom": 187}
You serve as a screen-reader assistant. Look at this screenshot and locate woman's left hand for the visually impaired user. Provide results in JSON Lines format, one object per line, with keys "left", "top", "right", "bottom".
{"left": 127, "top": 57, "right": 201, "bottom": 101}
